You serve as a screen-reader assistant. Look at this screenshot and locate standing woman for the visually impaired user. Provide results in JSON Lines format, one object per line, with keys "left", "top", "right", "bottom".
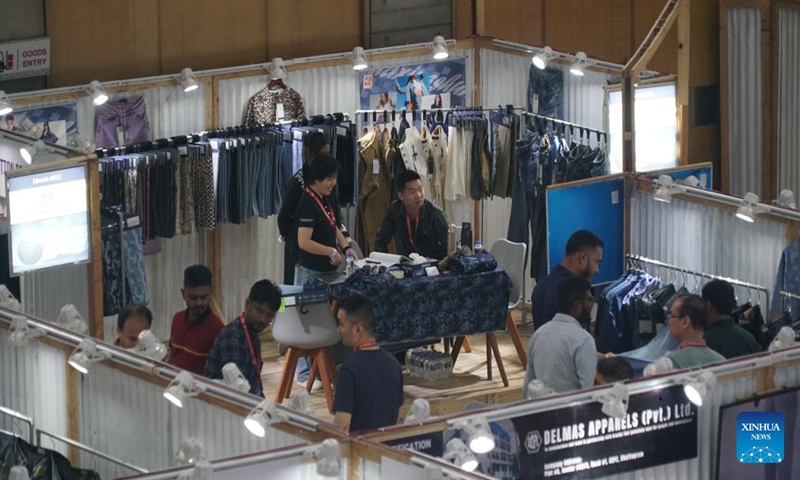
{"left": 296, "top": 153, "right": 358, "bottom": 286}
{"left": 278, "top": 132, "right": 342, "bottom": 284}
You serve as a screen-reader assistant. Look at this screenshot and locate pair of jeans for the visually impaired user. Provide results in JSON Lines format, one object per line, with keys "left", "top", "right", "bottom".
{"left": 214, "top": 141, "right": 231, "bottom": 224}
{"left": 490, "top": 112, "right": 515, "bottom": 198}
{"left": 507, "top": 131, "right": 540, "bottom": 272}
{"left": 293, "top": 265, "right": 327, "bottom": 382}
{"left": 527, "top": 65, "right": 563, "bottom": 120}
{"left": 95, "top": 96, "right": 151, "bottom": 149}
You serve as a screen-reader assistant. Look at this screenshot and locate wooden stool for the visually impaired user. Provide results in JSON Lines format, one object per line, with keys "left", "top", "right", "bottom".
{"left": 275, "top": 346, "right": 337, "bottom": 412}
{"left": 450, "top": 334, "right": 509, "bottom": 387}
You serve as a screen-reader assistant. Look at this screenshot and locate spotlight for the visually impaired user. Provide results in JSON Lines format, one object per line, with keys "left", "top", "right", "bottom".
{"left": 404, "top": 398, "right": 431, "bottom": 424}
{"left": 9, "top": 465, "right": 29, "bottom": 480}
{"left": 532, "top": 46, "right": 554, "bottom": 70}
{"left": 179, "top": 68, "right": 200, "bottom": 93}
{"left": 177, "top": 460, "right": 213, "bottom": 480}
{"left": 163, "top": 371, "right": 205, "bottom": 408}
{"left": 290, "top": 390, "right": 313, "bottom": 415}
{"left": 0, "top": 91, "right": 13, "bottom": 116}
{"left": 19, "top": 140, "right": 46, "bottom": 164}
{"left": 653, "top": 174, "right": 685, "bottom": 203}
{"left": 768, "top": 326, "right": 797, "bottom": 352}
{"left": 0, "top": 285, "right": 22, "bottom": 311}
{"left": 221, "top": 362, "right": 250, "bottom": 392}
{"left": 443, "top": 438, "right": 478, "bottom": 472}
{"left": 776, "top": 189, "right": 797, "bottom": 209}
{"left": 87, "top": 80, "right": 109, "bottom": 106}
{"left": 525, "top": 380, "right": 555, "bottom": 400}
{"left": 173, "top": 437, "right": 205, "bottom": 466}
{"left": 643, "top": 357, "right": 675, "bottom": 377}
{"left": 681, "top": 371, "right": 717, "bottom": 407}
{"left": 57, "top": 304, "right": 88, "bottom": 334}
{"left": 736, "top": 192, "right": 766, "bottom": 223}
{"left": 593, "top": 383, "right": 630, "bottom": 419}
{"left": 456, "top": 416, "right": 495, "bottom": 454}
{"left": 243, "top": 400, "right": 286, "bottom": 437}
{"left": 68, "top": 339, "right": 110, "bottom": 374}
{"left": 134, "top": 330, "right": 167, "bottom": 361}
{"left": 8, "top": 315, "right": 45, "bottom": 347}
{"left": 432, "top": 36, "right": 449, "bottom": 60}
{"left": 70, "top": 136, "right": 96, "bottom": 154}
{"left": 682, "top": 175, "right": 702, "bottom": 188}
{"left": 269, "top": 57, "right": 287, "bottom": 80}
{"left": 352, "top": 47, "right": 368, "bottom": 71}
{"left": 570, "top": 52, "right": 588, "bottom": 76}
{"left": 303, "top": 439, "right": 342, "bottom": 477}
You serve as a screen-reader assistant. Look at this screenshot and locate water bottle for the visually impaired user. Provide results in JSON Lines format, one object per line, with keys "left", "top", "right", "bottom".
{"left": 461, "top": 223, "right": 473, "bottom": 252}
{"left": 474, "top": 240, "right": 483, "bottom": 251}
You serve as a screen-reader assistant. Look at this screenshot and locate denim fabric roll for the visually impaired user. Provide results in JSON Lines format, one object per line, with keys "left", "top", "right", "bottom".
{"left": 449, "top": 250, "right": 498, "bottom": 275}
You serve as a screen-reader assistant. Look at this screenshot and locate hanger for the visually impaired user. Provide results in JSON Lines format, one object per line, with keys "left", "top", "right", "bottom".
{"left": 267, "top": 77, "right": 286, "bottom": 90}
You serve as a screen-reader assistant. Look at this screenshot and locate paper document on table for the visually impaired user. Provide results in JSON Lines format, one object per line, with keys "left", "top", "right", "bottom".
{"left": 368, "top": 252, "right": 411, "bottom": 266}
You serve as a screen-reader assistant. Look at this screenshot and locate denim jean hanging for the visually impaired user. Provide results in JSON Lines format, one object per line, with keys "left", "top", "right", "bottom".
{"left": 527, "top": 66, "right": 564, "bottom": 120}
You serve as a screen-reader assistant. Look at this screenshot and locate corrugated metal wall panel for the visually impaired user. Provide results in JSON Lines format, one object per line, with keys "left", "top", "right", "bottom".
{"left": 631, "top": 191, "right": 784, "bottom": 299}
{"left": 79, "top": 363, "right": 306, "bottom": 479}
{"left": 777, "top": 8, "right": 800, "bottom": 196}
{"left": 727, "top": 8, "right": 762, "bottom": 197}
{"left": 22, "top": 264, "right": 90, "bottom": 333}
{"left": 563, "top": 69, "right": 610, "bottom": 132}
{"left": 774, "top": 362, "right": 800, "bottom": 389}
{"left": 0, "top": 335, "right": 67, "bottom": 454}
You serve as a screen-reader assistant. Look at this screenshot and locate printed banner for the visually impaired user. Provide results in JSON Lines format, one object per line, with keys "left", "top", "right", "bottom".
{"left": 0, "top": 37, "right": 50, "bottom": 80}
{"left": 0, "top": 102, "right": 78, "bottom": 147}
{"left": 359, "top": 59, "right": 467, "bottom": 131}
{"left": 444, "top": 385, "right": 698, "bottom": 479}
{"left": 384, "top": 431, "right": 444, "bottom": 457}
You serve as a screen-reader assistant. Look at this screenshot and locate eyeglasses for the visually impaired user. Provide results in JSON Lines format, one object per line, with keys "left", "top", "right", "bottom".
{"left": 667, "top": 313, "right": 682, "bottom": 320}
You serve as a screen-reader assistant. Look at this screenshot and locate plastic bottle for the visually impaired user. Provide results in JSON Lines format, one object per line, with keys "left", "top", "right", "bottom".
{"left": 461, "top": 222, "right": 473, "bottom": 252}
{"left": 474, "top": 240, "right": 483, "bottom": 251}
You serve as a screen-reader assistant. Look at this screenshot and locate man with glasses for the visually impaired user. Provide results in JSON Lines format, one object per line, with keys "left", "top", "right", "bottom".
{"left": 665, "top": 294, "right": 726, "bottom": 369}
{"left": 524, "top": 276, "right": 598, "bottom": 395}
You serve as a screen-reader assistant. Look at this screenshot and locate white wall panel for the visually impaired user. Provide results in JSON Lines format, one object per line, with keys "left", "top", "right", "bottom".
{"left": 774, "top": 362, "right": 800, "bottom": 389}
{"left": 777, "top": 8, "right": 800, "bottom": 197}
{"left": 631, "top": 191, "right": 784, "bottom": 303}
{"left": 0, "top": 335, "right": 67, "bottom": 454}
{"left": 563, "top": 68, "right": 610, "bottom": 132}
{"left": 727, "top": 8, "right": 762, "bottom": 197}
{"left": 79, "top": 362, "right": 306, "bottom": 479}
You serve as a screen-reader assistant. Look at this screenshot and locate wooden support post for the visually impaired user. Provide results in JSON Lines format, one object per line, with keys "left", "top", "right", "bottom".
{"left": 65, "top": 357, "right": 81, "bottom": 465}
{"left": 622, "top": 76, "right": 636, "bottom": 173}
{"left": 677, "top": 0, "right": 691, "bottom": 165}
{"left": 87, "top": 157, "right": 104, "bottom": 340}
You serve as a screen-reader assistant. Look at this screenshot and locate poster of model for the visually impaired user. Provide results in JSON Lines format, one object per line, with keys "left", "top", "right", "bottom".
{"left": 359, "top": 58, "right": 467, "bottom": 130}
{"left": 0, "top": 102, "right": 77, "bottom": 147}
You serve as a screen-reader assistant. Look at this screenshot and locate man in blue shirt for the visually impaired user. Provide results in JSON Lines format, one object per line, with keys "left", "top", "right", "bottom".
{"left": 204, "top": 280, "right": 282, "bottom": 397}
{"left": 531, "top": 230, "right": 603, "bottom": 330}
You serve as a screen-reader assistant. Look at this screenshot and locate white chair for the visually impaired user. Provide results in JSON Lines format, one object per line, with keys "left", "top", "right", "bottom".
{"left": 272, "top": 296, "right": 340, "bottom": 411}
{"left": 490, "top": 239, "right": 529, "bottom": 369}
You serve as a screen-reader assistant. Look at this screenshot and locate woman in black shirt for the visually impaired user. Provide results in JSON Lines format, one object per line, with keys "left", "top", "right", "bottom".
{"left": 295, "top": 153, "right": 357, "bottom": 286}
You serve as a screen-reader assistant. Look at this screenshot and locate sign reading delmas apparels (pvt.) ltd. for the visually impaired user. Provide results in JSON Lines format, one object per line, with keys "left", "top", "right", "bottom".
{"left": 0, "top": 37, "right": 50, "bottom": 80}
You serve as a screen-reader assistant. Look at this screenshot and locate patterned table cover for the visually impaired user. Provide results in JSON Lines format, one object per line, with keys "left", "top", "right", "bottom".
{"left": 327, "top": 269, "right": 512, "bottom": 344}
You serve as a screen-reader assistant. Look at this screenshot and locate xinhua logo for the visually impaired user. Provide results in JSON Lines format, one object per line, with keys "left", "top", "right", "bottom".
{"left": 736, "top": 412, "right": 784, "bottom": 464}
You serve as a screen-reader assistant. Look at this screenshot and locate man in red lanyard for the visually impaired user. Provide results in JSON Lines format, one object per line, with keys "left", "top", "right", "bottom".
{"left": 204, "top": 280, "right": 282, "bottom": 397}
{"left": 333, "top": 294, "right": 404, "bottom": 433}
{"left": 665, "top": 294, "right": 726, "bottom": 369}
{"left": 374, "top": 170, "right": 449, "bottom": 259}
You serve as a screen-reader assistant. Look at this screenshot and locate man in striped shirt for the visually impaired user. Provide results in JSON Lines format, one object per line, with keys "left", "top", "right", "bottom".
{"left": 374, "top": 170, "right": 449, "bottom": 259}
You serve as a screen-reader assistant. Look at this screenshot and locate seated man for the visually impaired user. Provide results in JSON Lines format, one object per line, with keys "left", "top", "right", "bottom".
{"left": 204, "top": 280, "right": 281, "bottom": 397}
{"left": 666, "top": 294, "right": 726, "bottom": 369}
{"left": 524, "top": 276, "right": 597, "bottom": 395}
{"left": 115, "top": 304, "right": 153, "bottom": 349}
{"left": 701, "top": 279, "right": 761, "bottom": 359}
{"left": 374, "top": 170, "right": 449, "bottom": 259}
{"left": 531, "top": 230, "right": 603, "bottom": 330}
{"left": 333, "top": 294, "right": 404, "bottom": 433}
{"left": 169, "top": 265, "right": 226, "bottom": 375}
{"left": 595, "top": 357, "right": 634, "bottom": 385}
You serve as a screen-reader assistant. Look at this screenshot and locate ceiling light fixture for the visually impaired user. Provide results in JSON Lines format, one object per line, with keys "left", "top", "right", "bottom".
{"left": 269, "top": 57, "right": 287, "bottom": 80}
{"left": 0, "top": 285, "right": 21, "bottom": 311}
{"left": 443, "top": 438, "right": 478, "bottom": 472}
{"left": 525, "top": 380, "right": 555, "bottom": 400}
{"left": 19, "top": 140, "right": 46, "bottom": 164}
{"left": 653, "top": 175, "right": 685, "bottom": 203}
{"left": 570, "top": 52, "right": 588, "bottom": 76}
{"left": 455, "top": 416, "right": 495, "bottom": 454}
{"left": 736, "top": 192, "right": 767, "bottom": 223}
{"left": 68, "top": 339, "right": 110, "bottom": 374}
{"left": 86, "top": 80, "right": 109, "bottom": 106}
{"left": 221, "top": 362, "right": 250, "bottom": 392}
{"left": 351, "top": 47, "right": 369, "bottom": 71}
{"left": 0, "top": 90, "right": 13, "bottom": 116}
{"left": 404, "top": 398, "right": 431, "bottom": 424}
{"left": 532, "top": 46, "right": 554, "bottom": 70}
{"left": 176, "top": 460, "right": 213, "bottom": 480}
{"left": 432, "top": 35, "right": 449, "bottom": 60}
{"left": 304, "top": 439, "right": 342, "bottom": 477}
{"left": 682, "top": 175, "right": 703, "bottom": 188}
{"left": 680, "top": 371, "right": 717, "bottom": 407}
{"left": 179, "top": 68, "right": 200, "bottom": 93}
{"left": 57, "top": 304, "right": 88, "bottom": 334}
{"left": 243, "top": 400, "right": 286, "bottom": 437}
{"left": 776, "top": 189, "right": 797, "bottom": 210}
{"left": 290, "top": 390, "right": 313, "bottom": 415}
{"left": 8, "top": 315, "right": 45, "bottom": 347}
{"left": 593, "top": 383, "right": 630, "bottom": 419}
{"left": 134, "top": 330, "right": 167, "bottom": 361}
{"left": 768, "top": 326, "right": 797, "bottom": 352}
{"left": 643, "top": 356, "right": 675, "bottom": 377}
{"left": 173, "top": 437, "right": 205, "bottom": 467}
{"left": 163, "top": 371, "right": 206, "bottom": 408}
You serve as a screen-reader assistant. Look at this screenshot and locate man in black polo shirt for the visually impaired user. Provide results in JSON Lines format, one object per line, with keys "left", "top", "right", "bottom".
{"left": 333, "top": 294, "right": 404, "bottom": 433}
{"left": 374, "top": 170, "right": 449, "bottom": 259}
{"left": 531, "top": 230, "right": 603, "bottom": 330}
{"left": 701, "top": 279, "right": 761, "bottom": 359}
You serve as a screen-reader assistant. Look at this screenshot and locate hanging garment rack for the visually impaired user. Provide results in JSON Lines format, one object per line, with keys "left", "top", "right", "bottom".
{"left": 355, "top": 105, "right": 526, "bottom": 125}
{"left": 94, "top": 112, "right": 350, "bottom": 159}
{"left": 780, "top": 291, "right": 800, "bottom": 301}
{"left": 524, "top": 111, "right": 607, "bottom": 140}
{"left": 626, "top": 254, "right": 770, "bottom": 307}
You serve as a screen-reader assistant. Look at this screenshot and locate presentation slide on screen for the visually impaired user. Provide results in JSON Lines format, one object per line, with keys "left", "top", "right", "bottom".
{"left": 8, "top": 165, "right": 89, "bottom": 275}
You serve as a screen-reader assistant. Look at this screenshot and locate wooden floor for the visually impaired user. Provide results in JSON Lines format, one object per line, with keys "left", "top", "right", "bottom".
{"left": 258, "top": 310, "right": 534, "bottom": 422}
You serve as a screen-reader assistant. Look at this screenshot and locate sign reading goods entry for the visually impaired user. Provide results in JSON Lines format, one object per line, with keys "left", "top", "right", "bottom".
{"left": 0, "top": 37, "right": 50, "bottom": 80}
